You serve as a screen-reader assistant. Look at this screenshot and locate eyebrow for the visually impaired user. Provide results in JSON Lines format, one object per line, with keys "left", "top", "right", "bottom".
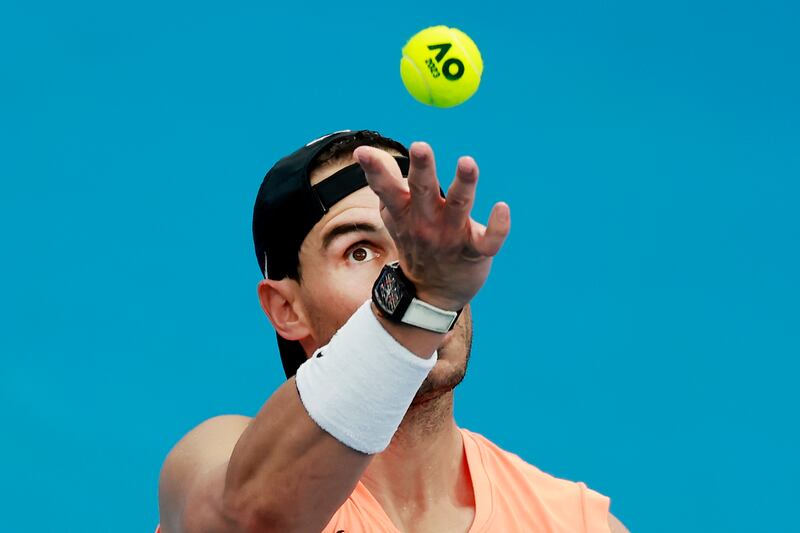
{"left": 320, "top": 222, "right": 381, "bottom": 251}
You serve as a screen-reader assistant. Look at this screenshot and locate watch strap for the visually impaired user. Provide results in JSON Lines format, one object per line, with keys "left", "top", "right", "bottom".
{"left": 400, "top": 297, "right": 459, "bottom": 334}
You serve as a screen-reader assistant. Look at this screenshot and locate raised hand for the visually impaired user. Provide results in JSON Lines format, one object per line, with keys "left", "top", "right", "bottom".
{"left": 353, "top": 141, "right": 511, "bottom": 311}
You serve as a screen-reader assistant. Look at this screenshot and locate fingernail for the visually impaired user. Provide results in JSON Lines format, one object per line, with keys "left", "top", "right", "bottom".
{"left": 500, "top": 204, "right": 510, "bottom": 222}
{"left": 410, "top": 142, "right": 427, "bottom": 160}
{"left": 460, "top": 164, "right": 477, "bottom": 184}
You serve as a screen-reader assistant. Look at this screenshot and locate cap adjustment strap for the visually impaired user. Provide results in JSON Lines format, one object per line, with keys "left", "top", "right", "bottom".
{"left": 313, "top": 156, "right": 410, "bottom": 212}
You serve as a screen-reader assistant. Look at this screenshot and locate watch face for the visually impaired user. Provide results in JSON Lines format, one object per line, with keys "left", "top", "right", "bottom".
{"left": 376, "top": 269, "right": 403, "bottom": 314}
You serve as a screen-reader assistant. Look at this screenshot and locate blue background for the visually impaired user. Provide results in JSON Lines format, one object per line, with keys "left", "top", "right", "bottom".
{"left": 1, "top": 1, "right": 798, "bottom": 531}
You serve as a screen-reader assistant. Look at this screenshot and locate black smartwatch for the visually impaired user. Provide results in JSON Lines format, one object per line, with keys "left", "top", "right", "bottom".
{"left": 372, "top": 261, "right": 461, "bottom": 333}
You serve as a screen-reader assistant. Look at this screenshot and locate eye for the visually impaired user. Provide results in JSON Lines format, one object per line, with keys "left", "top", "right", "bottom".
{"left": 346, "top": 245, "right": 379, "bottom": 264}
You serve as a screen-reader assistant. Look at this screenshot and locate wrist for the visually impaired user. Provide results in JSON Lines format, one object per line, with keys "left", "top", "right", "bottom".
{"left": 370, "top": 302, "right": 442, "bottom": 359}
{"left": 372, "top": 262, "right": 462, "bottom": 333}
{"left": 412, "top": 288, "right": 465, "bottom": 313}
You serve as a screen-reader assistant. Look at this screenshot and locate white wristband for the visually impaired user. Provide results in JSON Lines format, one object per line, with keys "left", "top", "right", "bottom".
{"left": 295, "top": 299, "right": 438, "bottom": 454}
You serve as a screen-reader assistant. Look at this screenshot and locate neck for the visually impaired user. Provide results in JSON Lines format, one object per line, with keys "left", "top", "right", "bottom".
{"left": 361, "top": 391, "right": 474, "bottom": 518}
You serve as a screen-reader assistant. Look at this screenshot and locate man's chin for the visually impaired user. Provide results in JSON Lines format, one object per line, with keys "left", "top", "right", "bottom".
{"left": 410, "top": 385, "right": 454, "bottom": 406}
{"left": 411, "top": 359, "right": 467, "bottom": 405}
{"left": 413, "top": 308, "right": 471, "bottom": 405}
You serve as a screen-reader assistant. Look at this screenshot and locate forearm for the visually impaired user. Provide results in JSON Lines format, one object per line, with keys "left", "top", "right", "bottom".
{"left": 221, "top": 305, "right": 443, "bottom": 531}
{"left": 222, "top": 377, "right": 369, "bottom": 531}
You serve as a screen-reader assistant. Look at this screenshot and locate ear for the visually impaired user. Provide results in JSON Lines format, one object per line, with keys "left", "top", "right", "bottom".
{"left": 257, "top": 278, "right": 312, "bottom": 342}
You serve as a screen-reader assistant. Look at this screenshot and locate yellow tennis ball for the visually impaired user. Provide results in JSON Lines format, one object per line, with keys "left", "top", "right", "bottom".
{"left": 400, "top": 26, "right": 483, "bottom": 108}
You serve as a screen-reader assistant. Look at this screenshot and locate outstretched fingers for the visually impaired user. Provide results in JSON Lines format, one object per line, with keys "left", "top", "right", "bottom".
{"left": 472, "top": 202, "right": 511, "bottom": 257}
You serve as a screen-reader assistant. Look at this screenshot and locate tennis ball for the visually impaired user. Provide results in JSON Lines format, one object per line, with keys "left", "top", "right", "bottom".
{"left": 400, "top": 26, "right": 483, "bottom": 108}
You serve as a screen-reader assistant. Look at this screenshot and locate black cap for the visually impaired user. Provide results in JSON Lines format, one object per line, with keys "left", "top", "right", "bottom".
{"left": 253, "top": 130, "right": 410, "bottom": 378}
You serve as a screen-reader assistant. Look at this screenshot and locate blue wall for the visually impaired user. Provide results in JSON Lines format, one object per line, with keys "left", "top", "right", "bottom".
{"left": 1, "top": 1, "right": 798, "bottom": 531}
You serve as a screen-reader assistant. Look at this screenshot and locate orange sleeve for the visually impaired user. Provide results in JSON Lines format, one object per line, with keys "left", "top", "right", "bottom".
{"left": 579, "top": 482, "right": 612, "bottom": 533}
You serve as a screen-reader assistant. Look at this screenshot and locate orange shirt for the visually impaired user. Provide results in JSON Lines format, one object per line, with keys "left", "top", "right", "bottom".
{"left": 322, "top": 428, "right": 611, "bottom": 532}
{"left": 156, "top": 428, "right": 611, "bottom": 533}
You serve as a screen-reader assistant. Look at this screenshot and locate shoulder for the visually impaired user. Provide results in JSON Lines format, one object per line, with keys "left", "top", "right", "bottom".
{"left": 158, "top": 415, "right": 252, "bottom": 532}
{"left": 160, "top": 415, "right": 252, "bottom": 481}
{"left": 462, "top": 429, "right": 616, "bottom": 532}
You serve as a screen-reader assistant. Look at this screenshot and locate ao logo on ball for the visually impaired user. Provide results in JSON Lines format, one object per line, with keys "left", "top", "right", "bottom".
{"left": 400, "top": 25, "right": 483, "bottom": 108}
{"left": 424, "top": 43, "right": 465, "bottom": 81}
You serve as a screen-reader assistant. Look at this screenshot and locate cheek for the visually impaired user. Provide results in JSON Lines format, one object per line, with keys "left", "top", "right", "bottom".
{"left": 335, "top": 267, "right": 377, "bottom": 304}
{"left": 301, "top": 262, "right": 381, "bottom": 331}
{"left": 319, "top": 274, "right": 376, "bottom": 330}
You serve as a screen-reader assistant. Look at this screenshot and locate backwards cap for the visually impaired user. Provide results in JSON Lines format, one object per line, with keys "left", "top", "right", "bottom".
{"left": 252, "top": 130, "right": 410, "bottom": 378}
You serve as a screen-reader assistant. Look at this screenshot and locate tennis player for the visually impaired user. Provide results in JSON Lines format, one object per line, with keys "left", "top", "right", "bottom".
{"left": 157, "top": 130, "right": 629, "bottom": 532}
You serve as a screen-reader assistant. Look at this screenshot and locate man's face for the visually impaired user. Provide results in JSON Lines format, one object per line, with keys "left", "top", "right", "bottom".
{"left": 293, "top": 149, "right": 473, "bottom": 404}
